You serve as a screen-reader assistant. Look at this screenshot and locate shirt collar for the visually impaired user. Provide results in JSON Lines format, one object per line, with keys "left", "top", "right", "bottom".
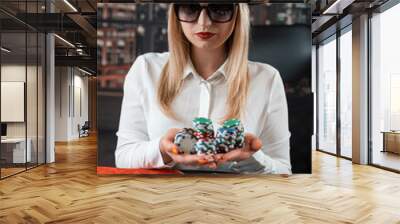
{"left": 182, "top": 56, "right": 228, "bottom": 81}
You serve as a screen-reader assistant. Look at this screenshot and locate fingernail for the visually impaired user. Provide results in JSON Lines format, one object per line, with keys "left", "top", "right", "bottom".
{"left": 172, "top": 146, "right": 179, "bottom": 155}
{"left": 198, "top": 159, "right": 208, "bottom": 164}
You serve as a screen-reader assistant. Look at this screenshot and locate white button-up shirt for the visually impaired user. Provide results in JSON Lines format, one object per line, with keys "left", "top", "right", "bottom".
{"left": 115, "top": 52, "right": 292, "bottom": 174}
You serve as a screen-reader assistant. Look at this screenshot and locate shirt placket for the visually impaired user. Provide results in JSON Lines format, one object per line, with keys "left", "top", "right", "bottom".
{"left": 198, "top": 80, "right": 212, "bottom": 118}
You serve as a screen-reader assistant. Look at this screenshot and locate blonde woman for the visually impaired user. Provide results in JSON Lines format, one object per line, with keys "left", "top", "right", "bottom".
{"left": 115, "top": 3, "right": 292, "bottom": 174}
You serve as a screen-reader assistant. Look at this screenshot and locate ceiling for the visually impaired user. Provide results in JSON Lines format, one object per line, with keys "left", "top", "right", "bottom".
{"left": 0, "top": 0, "right": 97, "bottom": 73}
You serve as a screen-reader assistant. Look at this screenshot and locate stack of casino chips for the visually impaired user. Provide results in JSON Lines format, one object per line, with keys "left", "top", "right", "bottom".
{"left": 224, "top": 119, "right": 245, "bottom": 148}
{"left": 173, "top": 117, "right": 245, "bottom": 155}
{"left": 192, "top": 117, "right": 217, "bottom": 155}
{"left": 215, "top": 119, "right": 245, "bottom": 153}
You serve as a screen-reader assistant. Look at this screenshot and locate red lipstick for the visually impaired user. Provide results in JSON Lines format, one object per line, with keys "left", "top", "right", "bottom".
{"left": 196, "top": 32, "right": 215, "bottom": 40}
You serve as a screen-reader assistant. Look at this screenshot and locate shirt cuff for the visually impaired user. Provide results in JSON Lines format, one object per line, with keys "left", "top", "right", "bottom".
{"left": 252, "top": 150, "right": 276, "bottom": 174}
{"left": 149, "top": 136, "right": 176, "bottom": 169}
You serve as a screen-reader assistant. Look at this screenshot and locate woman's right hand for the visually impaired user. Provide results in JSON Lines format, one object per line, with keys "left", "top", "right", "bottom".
{"left": 159, "top": 128, "right": 217, "bottom": 168}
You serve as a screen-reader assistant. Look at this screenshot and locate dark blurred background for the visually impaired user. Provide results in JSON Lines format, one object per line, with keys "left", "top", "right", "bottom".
{"left": 97, "top": 3, "right": 312, "bottom": 173}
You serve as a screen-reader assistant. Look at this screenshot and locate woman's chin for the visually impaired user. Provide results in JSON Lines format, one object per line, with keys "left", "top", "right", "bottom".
{"left": 191, "top": 42, "right": 220, "bottom": 51}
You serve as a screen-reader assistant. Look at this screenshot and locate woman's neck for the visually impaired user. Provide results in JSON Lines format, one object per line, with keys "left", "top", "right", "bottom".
{"left": 190, "top": 46, "right": 227, "bottom": 80}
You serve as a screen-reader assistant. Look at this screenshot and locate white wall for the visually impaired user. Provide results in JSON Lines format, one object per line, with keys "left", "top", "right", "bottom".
{"left": 55, "top": 67, "right": 89, "bottom": 141}
{"left": 72, "top": 73, "right": 89, "bottom": 138}
{"left": 1, "top": 65, "right": 40, "bottom": 138}
{"left": 55, "top": 67, "right": 69, "bottom": 141}
{"left": 1, "top": 82, "right": 25, "bottom": 122}
{"left": 1, "top": 65, "right": 26, "bottom": 140}
{"left": 1, "top": 64, "right": 46, "bottom": 164}
{"left": 1, "top": 66, "right": 25, "bottom": 127}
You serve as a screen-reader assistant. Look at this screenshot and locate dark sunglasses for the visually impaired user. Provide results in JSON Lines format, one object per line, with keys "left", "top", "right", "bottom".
{"left": 174, "top": 3, "right": 237, "bottom": 23}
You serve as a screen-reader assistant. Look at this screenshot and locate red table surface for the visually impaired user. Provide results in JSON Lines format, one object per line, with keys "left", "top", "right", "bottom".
{"left": 97, "top": 166, "right": 184, "bottom": 175}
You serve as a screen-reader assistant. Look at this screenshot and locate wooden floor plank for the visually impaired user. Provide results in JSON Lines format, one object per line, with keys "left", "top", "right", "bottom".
{"left": 0, "top": 134, "right": 400, "bottom": 223}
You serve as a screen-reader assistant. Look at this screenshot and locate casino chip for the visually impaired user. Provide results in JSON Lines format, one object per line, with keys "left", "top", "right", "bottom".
{"left": 173, "top": 128, "right": 197, "bottom": 154}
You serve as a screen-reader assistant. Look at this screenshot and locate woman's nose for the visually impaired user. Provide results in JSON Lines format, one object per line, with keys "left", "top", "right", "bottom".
{"left": 197, "top": 8, "right": 212, "bottom": 26}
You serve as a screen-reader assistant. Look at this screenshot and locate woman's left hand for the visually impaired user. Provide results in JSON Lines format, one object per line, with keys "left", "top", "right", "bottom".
{"left": 214, "top": 133, "right": 263, "bottom": 165}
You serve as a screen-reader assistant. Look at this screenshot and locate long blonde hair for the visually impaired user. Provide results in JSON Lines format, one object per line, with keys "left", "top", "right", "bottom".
{"left": 157, "top": 3, "right": 250, "bottom": 124}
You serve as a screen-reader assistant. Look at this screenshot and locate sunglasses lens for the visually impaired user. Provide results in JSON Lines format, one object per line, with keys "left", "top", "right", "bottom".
{"left": 175, "top": 4, "right": 235, "bottom": 23}
{"left": 208, "top": 4, "right": 234, "bottom": 22}
{"left": 177, "top": 4, "right": 200, "bottom": 22}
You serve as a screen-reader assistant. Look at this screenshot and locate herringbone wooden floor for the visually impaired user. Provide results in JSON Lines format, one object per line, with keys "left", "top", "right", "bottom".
{"left": 1, "top": 134, "right": 400, "bottom": 224}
